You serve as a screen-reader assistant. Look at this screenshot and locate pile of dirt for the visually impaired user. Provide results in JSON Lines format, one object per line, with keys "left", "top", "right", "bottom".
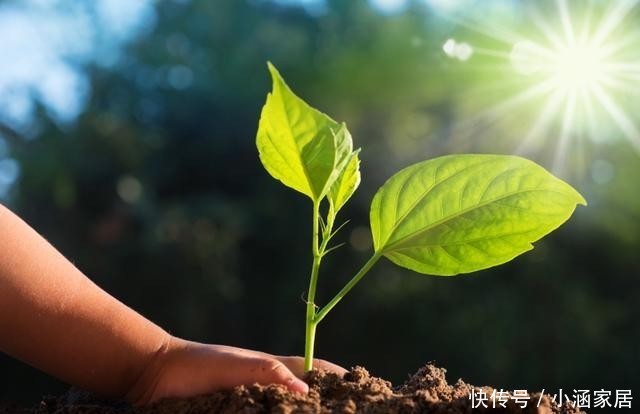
{"left": 2, "top": 364, "right": 585, "bottom": 413}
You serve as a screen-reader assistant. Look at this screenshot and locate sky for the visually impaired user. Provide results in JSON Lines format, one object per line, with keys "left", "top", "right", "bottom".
{"left": 0, "top": 0, "right": 156, "bottom": 128}
{"left": 0, "top": 0, "right": 156, "bottom": 196}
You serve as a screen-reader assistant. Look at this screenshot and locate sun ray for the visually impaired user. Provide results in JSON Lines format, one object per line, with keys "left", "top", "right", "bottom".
{"left": 576, "top": 0, "right": 595, "bottom": 45}
{"left": 604, "top": 61, "right": 640, "bottom": 84}
{"left": 436, "top": 0, "right": 640, "bottom": 170}
{"left": 515, "top": 89, "right": 565, "bottom": 156}
{"left": 445, "top": 80, "right": 559, "bottom": 141}
{"left": 557, "top": 0, "right": 576, "bottom": 47}
{"left": 474, "top": 81, "right": 558, "bottom": 120}
{"left": 581, "top": 86, "right": 600, "bottom": 143}
{"left": 528, "top": 4, "right": 565, "bottom": 50}
{"left": 440, "top": 13, "right": 522, "bottom": 46}
{"left": 591, "top": 84, "right": 640, "bottom": 153}
{"left": 471, "top": 47, "right": 514, "bottom": 60}
{"left": 591, "top": 0, "right": 639, "bottom": 47}
{"left": 553, "top": 91, "right": 577, "bottom": 174}
{"left": 595, "top": 29, "right": 640, "bottom": 58}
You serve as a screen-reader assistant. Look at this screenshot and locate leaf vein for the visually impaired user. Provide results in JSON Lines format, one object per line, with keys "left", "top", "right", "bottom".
{"left": 382, "top": 188, "right": 575, "bottom": 252}
{"left": 381, "top": 158, "right": 497, "bottom": 248}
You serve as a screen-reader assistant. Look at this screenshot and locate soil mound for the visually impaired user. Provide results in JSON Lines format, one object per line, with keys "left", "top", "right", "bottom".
{"left": 1, "top": 363, "right": 584, "bottom": 413}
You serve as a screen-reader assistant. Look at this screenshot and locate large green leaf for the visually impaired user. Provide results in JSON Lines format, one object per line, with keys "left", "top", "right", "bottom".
{"left": 256, "top": 62, "right": 352, "bottom": 201}
{"left": 370, "top": 154, "right": 586, "bottom": 276}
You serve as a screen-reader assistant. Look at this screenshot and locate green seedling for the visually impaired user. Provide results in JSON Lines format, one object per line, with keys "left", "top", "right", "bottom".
{"left": 256, "top": 62, "right": 586, "bottom": 372}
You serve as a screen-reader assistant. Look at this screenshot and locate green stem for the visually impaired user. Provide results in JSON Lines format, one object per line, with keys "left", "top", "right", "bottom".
{"left": 314, "top": 253, "right": 382, "bottom": 324}
{"left": 304, "top": 200, "right": 322, "bottom": 372}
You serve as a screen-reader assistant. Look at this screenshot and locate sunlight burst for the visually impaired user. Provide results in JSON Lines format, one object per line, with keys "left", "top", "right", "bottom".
{"left": 547, "top": 43, "right": 606, "bottom": 91}
{"left": 441, "top": 0, "right": 640, "bottom": 174}
{"left": 510, "top": 0, "right": 640, "bottom": 167}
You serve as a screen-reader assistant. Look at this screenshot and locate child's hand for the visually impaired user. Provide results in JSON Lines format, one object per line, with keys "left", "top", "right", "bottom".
{"left": 0, "top": 205, "right": 347, "bottom": 405}
{"left": 127, "top": 336, "right": 347, "bottom": 405}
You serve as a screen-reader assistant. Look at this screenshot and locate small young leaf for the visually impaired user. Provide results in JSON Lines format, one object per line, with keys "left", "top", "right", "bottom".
{"left": 322, "top": 242, "right": 346, "bottom": 257}
{"left": 315, "top": 124, "right": 355, "bottom": 200}
{"left": 256, "top": 62, "right": 352, "bottom": 201}
{"left": 369, "top": 154, "right": 586, "bottom": 276}
{"left": 328, "top": 150, "right": 361, "bottom": 213}
{"left": 328, "top": 219, "right": 351, "bottom": 241}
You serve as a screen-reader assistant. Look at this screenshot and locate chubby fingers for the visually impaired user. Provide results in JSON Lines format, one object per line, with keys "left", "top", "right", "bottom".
{"left": 144, "top": 342, "right": 313, "bottom": 402}
{"left": 276, "top": 356, "right": 348, "bottom": 379}
{"left": 245, "top": 357, "right": 310, "bottom": 394}
{"left": 223, "top": 346, "right": 348, "bottom": 379}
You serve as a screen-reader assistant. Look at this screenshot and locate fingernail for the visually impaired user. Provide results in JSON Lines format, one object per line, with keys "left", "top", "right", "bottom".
{"left": 288, "top": 378, "right": 309, "bottom": 394}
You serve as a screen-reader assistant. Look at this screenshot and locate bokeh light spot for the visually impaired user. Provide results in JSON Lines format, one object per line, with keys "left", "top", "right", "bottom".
{"left": 349, "top": 226, "right": 372, "bottom": 252}
{"left": 369, "top": 0, "right": 407, "bottom": 14}
{"left": 168, "top": 65, "right": 194, "bottom": 90}
{"left": 117, "top": 175, "right": 143, "bottom": 203}
{"left": 443, "top": 38, "right": 473, "bottom": 61}
{"left": 0, "top": 158, "right": 20, "bottom": 185}
{"left": 590, "top": 159, "right": 615, "bottom": 185}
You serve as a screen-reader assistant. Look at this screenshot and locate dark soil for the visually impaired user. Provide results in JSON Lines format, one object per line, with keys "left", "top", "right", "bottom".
{"left": 1, "top": 364, "right": 584, "bottom": 413}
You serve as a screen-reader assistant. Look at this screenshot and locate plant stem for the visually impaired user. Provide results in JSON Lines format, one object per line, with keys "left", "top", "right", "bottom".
{"left": 314, "top": 253, "right": 382, "bottom": 324}
{"left": 303, "top": 317, "right": 317, "bottom": 372}
{"left": 304, "top": 200, "right": 322, "bottom": 372}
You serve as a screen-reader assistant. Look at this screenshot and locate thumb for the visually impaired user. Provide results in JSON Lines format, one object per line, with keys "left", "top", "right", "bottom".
{"left": 250, "top": 358, "right": 309, "bottom": 394}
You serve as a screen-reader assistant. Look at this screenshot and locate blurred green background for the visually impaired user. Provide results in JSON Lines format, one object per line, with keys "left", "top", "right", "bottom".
{"left": 0, "top": 0, "right": 638, "bottom": 405}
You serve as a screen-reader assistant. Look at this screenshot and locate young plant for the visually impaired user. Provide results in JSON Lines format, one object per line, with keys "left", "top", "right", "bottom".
{"left": 256, "top": 62, "right": 586, "bottom": 372}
